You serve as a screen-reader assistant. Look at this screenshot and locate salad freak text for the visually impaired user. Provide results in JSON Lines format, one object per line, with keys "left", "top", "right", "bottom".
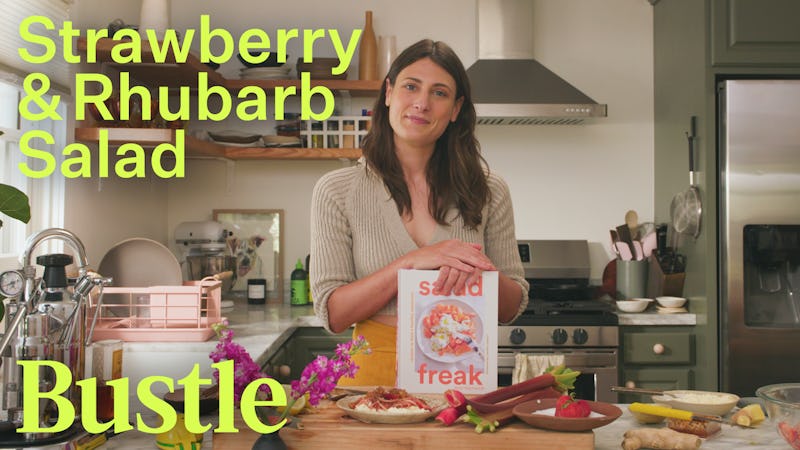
{"left": 16, "top": 359, "right": 286, "bottom": 435}
{"left": 16, "top": 15, "right": 362, "bottom": 179}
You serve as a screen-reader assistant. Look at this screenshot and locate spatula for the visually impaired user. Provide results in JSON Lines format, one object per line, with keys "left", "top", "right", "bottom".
{"left": 629, "top": 402, "right": 754, "bottom": 428}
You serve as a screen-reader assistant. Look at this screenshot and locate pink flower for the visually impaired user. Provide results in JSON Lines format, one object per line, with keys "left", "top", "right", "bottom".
{"left": 209, "top": 321, "right": 271, "bottom": 404}
{"left": 283, "top": 335, "right": 370, "bottom": 418}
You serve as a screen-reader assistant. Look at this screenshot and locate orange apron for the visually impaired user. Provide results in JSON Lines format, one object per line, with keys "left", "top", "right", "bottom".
{"left": 337, "top": 319, "right": 396, "bottom": 387}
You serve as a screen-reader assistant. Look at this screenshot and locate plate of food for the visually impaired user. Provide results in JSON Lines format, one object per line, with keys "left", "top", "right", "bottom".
{"left": 416, "top": 300, "right": 483, "bottom": 363}
{"left": 512, "top": 398, "right": 623, "bottom": 432}
{"left": 336, "top": 387, "right": 446, "bottom": 424}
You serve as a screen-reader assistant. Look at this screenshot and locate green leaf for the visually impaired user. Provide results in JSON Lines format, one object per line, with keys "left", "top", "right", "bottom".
{"left": 0, "top": 184, "right": 31, "bottom": 226}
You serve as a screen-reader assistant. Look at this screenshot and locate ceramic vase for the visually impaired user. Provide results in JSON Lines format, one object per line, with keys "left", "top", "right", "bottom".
{"left": 139, "top": 0, "right": 170, "bottom": 39}
{"left": 358, "top": 11, "right": 378, "bottom": 81}
{"left": 377, "top": 35, "right": 397, "bottom": 79}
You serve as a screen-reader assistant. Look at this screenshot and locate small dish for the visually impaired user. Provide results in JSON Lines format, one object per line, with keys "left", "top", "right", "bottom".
{"left": 657, "top": 306, "right": 688, "bottom": 314}
{"left": 512, "top": 398, "right": 622, "bottom": 432}
{"left": 656, "top": 296, "right": 687, "bottom": 308}
{"left": 616, "top": 298, "right": 652, "bottom": 313}
{"left": 208, "top": 131, "right": 263, "bottom": 144}
{"left": 652, "top": 390, "right": 739, "bottom": 416}
{"left": 336, "top": 394, "right": 446, "bottom": 424}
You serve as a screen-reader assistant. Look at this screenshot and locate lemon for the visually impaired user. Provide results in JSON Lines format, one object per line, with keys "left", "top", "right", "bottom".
{"left": 275, "top": 385, "right": 307, "bottom": 416}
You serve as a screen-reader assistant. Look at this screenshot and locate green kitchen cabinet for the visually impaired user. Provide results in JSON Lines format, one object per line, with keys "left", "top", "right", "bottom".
{"left": 619, "top": 326, "right": 695, "bottom": 403}
{"left": 653, "top": 0, "right": 800, "bottom": 392}
{"left": 711, "top": 0, "right": 800, "bottom": 66}
{"left": 263, "top": 327, "right": 352, "bottom": 384}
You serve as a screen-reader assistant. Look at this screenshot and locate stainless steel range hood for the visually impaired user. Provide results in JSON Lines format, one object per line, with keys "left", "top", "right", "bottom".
{"left": 467, "top": 0, "right": 607, "bottom": 125}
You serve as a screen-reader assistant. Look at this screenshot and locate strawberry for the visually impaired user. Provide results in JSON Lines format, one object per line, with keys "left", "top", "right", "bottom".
{"left": 554, "top": 393, "right": 591, "bottom": 418}
{"left": 778, "top": 421, "right": 800, "bottom": 449}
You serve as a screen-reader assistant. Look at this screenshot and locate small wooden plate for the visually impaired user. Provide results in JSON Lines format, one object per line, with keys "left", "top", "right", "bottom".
{"left": 512, "top": 398, "right": 622, "bottom": 432}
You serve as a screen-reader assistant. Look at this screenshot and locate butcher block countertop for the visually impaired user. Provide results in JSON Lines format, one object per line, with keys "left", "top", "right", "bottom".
{"left": 212, "top": 400, "right": 594, "bottom": 450}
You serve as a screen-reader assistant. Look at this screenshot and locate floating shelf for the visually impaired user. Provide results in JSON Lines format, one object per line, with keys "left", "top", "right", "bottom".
{"left": 77, "top": 38, "right": 381, "bottom": 94}
{"left": 74, "top": 127, "right": 362, "bottom": 160}
{"left": 75, "top": 38, "right": 377, "bottom": 160}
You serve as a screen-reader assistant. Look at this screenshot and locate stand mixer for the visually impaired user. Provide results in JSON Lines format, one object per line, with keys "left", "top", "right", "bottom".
{"left": 174, "top": 221, "right": 236, "bottom": 292}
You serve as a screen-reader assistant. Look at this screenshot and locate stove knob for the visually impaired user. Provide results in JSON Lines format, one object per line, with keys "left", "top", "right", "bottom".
{"left": 552, "top": 328, "right": 568, "bottom": 345}
{"left": 509, "top": 328, "right": 526, "bottom": 345}
{"left": 573, "top": 328, "right": 589, "bottom": 345}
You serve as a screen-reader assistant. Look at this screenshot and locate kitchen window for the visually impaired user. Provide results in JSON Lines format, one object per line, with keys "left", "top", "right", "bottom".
{"left": 0, "top": 78, "right": 66, "bottom": 269}
{"left": 0, "top": 0, "right": 72, "bottom": 269}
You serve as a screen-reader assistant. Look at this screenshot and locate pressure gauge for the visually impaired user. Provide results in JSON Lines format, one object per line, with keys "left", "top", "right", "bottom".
{"left": 0, "top": 270, "right": 24, "bottom": 298}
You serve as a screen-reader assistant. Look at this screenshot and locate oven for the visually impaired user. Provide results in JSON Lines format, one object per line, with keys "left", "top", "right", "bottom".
{"left": 498, "top": 240, "right": 620, "bottom": 403}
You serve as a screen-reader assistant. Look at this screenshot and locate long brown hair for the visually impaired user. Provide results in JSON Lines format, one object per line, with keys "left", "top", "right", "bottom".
{"left": 361, "top": 39, "right": 490, "bottom": 229}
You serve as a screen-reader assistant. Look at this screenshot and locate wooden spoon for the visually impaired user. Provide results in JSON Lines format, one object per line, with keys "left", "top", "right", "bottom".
{"left": 625, "top": 210, "right": 639, "bottom": 239}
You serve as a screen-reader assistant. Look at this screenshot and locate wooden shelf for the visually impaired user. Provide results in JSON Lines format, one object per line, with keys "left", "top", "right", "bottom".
{"left": 75, "top": 38, "right": 376, "bottom": 160}
{"left": 78, "top": 38, "right": 381, "bottom": 94}
{"left": 74, "top": 127, "right": 362, "bottom": 160}
{"left": 225, "top": 78, "right": 381, "bottom": 96}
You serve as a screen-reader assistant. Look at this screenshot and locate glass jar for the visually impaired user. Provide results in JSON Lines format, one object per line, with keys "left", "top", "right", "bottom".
{"left": 311, "top": 122, "right": 324, "bottom": 148}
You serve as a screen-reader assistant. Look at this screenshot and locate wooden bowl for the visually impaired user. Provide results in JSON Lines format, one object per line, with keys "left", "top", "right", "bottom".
{"left": 512, "top": 398, "right": 622, "bottom": 432}
{"left": 163, "top": 387, "right": 219, "bottom": 415}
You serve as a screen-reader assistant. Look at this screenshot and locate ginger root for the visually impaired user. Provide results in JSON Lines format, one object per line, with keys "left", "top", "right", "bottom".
{"left": 621, "top": 427, "right": 702, "bottom": 450}
{"left": 731, "top": 404, "right": 766, "bottom": 427}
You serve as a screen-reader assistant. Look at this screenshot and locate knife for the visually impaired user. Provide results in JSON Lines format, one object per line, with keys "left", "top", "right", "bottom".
{"left": 629, "top": 402, "right": 753, "bottom": 428}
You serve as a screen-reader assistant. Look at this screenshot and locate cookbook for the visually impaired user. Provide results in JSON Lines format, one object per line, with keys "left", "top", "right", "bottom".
{"left": 396, "top": 269, "right": 498, "bottom": 394}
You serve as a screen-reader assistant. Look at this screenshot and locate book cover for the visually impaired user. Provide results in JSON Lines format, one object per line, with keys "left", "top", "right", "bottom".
{"left": 396, "top": 269, "right": 498, "bottom": 394}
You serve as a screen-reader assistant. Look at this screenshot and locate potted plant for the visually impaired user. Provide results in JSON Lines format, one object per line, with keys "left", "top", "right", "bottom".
{"left": 0, "top": 183, "right": 30, "bottom": 228}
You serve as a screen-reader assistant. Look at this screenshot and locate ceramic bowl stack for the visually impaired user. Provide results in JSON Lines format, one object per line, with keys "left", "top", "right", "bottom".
{"left": 240, "top": 65, "right": 291, "bottom": 80}
{"left": 207, "top": 130, "right": 263, "bottom": 147}
{"left": 295, "top": 57, "right": 347, "bottom": 80}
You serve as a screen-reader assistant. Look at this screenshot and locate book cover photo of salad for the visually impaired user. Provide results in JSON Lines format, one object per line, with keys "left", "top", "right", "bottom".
{"left": 396, "top": 269, "right": 498, "bottom": 394}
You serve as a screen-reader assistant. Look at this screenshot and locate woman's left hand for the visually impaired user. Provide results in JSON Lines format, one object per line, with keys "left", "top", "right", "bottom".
{"left": 433, "top": 266, "right": 483, "bottom": 296}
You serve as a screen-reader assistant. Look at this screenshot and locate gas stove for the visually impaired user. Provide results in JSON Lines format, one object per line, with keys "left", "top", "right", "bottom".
{"left": 497, "top": 240, "right": 619, "bottom": 401}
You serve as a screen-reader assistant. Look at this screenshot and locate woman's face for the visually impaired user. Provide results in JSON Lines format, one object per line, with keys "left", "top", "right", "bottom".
{"left": 385, "top": 57, "right": 464, "bottom": 151}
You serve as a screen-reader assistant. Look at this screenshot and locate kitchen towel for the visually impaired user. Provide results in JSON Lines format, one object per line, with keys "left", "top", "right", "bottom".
{"left": 512, "top": 353, "right": 565, "bottom": 385}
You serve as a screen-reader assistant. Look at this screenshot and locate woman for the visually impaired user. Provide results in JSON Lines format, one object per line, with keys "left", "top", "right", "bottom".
{"left": 310, "top": 39, "right": 528, "bottom": 386}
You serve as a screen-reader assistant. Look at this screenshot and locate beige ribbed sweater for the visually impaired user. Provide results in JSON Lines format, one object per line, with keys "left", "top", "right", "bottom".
{"left": 310, "top": 159, "right": 529, "bottom": 332}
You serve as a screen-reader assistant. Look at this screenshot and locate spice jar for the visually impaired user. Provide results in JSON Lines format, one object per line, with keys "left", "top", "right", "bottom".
{"left": 247, "top": 278, "right": 266, "bottom": 304}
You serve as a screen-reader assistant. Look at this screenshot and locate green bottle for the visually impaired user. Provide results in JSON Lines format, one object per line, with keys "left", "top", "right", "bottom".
{"left": 290, "top": 258, "right": 308, "bottom": 306}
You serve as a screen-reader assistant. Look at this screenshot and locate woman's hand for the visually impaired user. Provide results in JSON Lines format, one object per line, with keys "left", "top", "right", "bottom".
{"left": 404, "top": 239, "right": 495, "bottom": 272}
{"left": 434, "top": 266, "right": 483, "bottom": 297}
{"left": 402, "top": 239, "right": 495, "bottom": 296}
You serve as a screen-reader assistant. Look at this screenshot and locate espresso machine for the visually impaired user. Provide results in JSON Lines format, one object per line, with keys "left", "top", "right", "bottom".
{"left": 0, "top": 228, "right": 107, "bottom": 443}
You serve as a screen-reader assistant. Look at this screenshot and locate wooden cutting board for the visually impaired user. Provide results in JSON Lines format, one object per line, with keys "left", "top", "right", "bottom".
{"left": 212, "top": 401, "right": 594, "bottom": 450}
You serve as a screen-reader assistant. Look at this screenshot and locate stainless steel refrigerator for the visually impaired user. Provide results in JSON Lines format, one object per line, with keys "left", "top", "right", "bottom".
{"left": 719, "top": 79, "right": 800, "bottom": 396}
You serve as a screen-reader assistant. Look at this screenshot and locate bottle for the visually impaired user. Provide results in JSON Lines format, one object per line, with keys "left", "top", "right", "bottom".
{"left": 358, "top": 11, "right": 378, "bottom": 81}
{"left": 290, "top": 259, "right": 308, "bottom": 306}
{"left": 377, "top": 35, "right": 397, "bottom": 78}
{"left": 305, "top": 254, "right": 312, "bottom": 303}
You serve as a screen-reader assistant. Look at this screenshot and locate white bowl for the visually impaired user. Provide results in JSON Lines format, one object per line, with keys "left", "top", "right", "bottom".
{"left": 616, "top": 298, "right": 652, "bottom": 313}
{"left": 656, "top": 296, "right": 687, "bottom": 308}
{"left": 652, "top": 390, "right": 740, "bottom": 416}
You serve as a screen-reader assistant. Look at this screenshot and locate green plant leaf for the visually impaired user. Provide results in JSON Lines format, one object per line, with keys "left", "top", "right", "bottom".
{"left": 0, "top": 184, "right": 31, "bottom": 226}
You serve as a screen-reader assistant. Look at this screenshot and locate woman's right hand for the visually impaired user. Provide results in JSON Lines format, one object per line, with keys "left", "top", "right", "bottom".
{"left": 403, "top": 239, "right": 495, "bottom": 272}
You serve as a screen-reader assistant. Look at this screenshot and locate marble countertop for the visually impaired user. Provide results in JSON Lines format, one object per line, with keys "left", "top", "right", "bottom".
{"left": 21, "top": 301, "right": 782, "bottom": 449}
{"left": 84, "top": 404, "right": 788, "bottom": 450}
{"left": 616, "top": 311, "right": 697, "bottom": 326}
